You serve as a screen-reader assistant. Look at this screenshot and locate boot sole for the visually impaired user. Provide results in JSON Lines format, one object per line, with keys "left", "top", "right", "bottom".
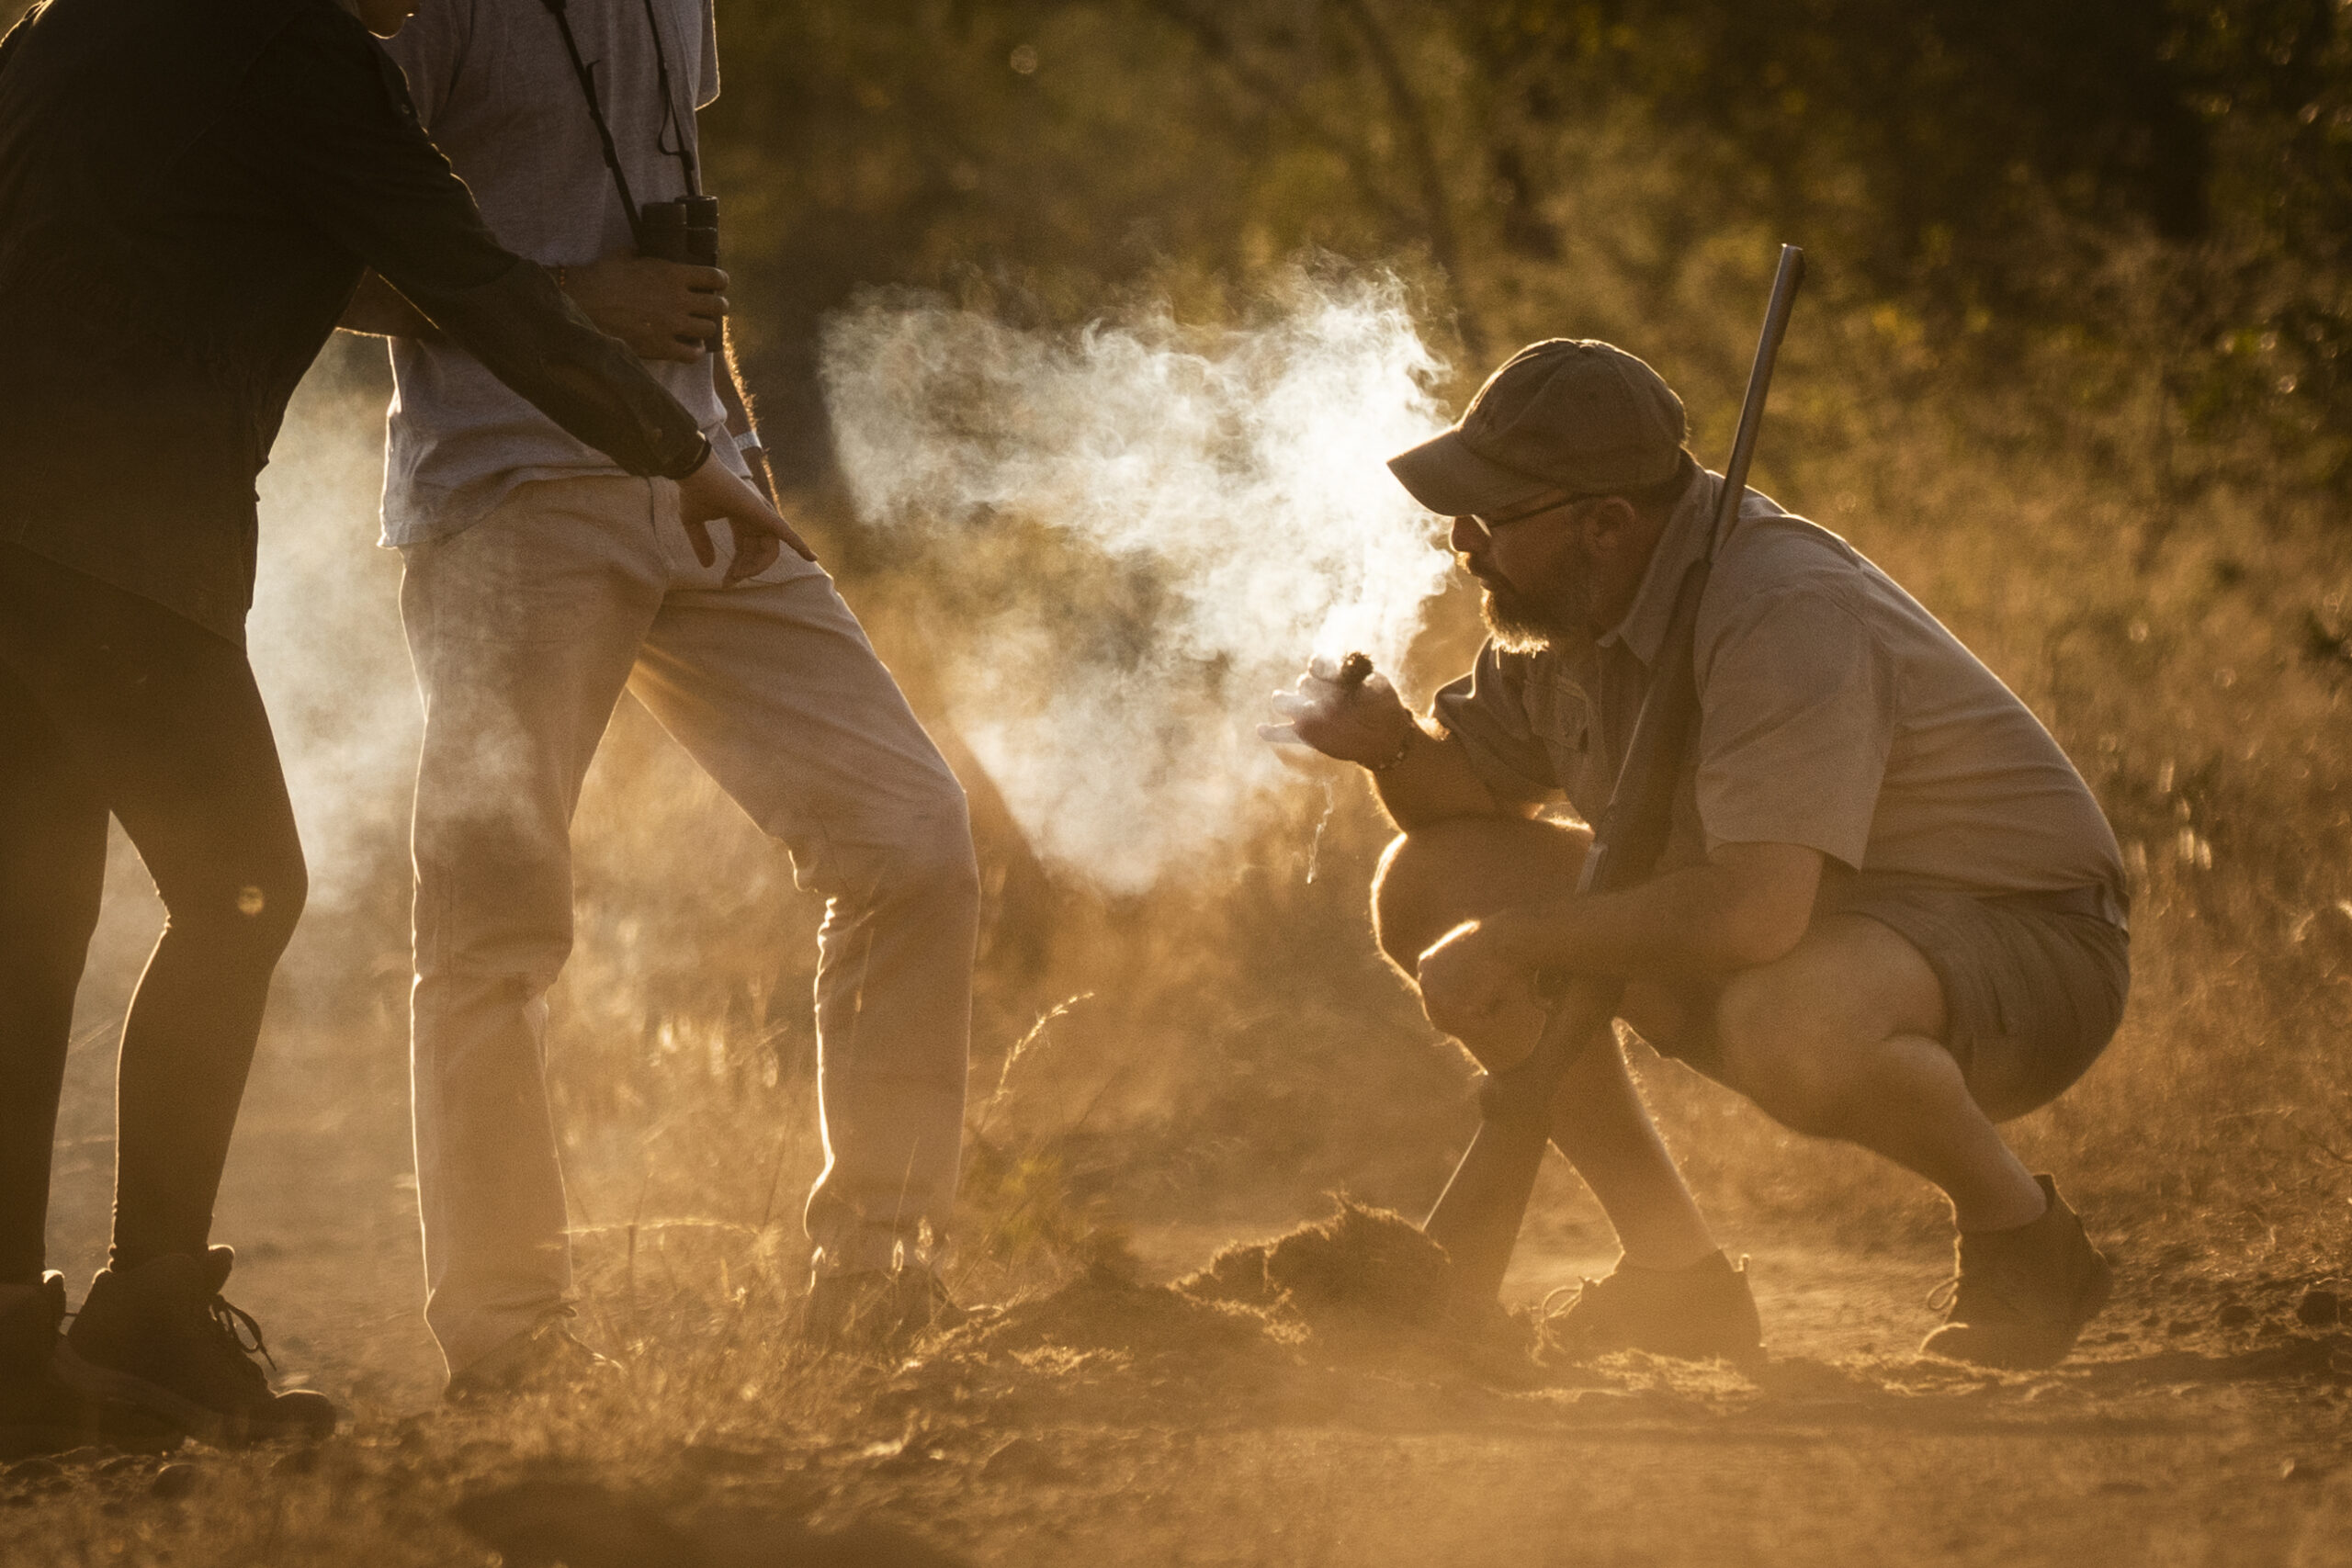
{"left": 51, "top": 1341, "right": 327, "bottom": 1448}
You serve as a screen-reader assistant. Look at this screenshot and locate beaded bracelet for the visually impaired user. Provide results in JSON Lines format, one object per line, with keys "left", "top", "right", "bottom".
{"left": 1366, "top": 726, "right": 1419, "bottom": 773}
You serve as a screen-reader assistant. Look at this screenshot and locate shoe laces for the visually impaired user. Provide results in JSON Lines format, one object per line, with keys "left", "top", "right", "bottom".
{"left": 208, "top": 1294, "right": 277, "bottom": 1374}
{"left": 1929, "top": 1245, "right": 2030, "bottom": 1317}
{"left": 1537, "top": 1275, "right": 1603, "bottom": 1328}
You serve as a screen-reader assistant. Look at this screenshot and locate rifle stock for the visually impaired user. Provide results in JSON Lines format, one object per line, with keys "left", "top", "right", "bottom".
{"left": 1421, "top": 244, "right": 1805, "bottom": 1307}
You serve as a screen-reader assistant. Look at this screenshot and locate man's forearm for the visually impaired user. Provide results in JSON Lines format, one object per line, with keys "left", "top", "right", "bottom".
{"left": 713, "top": 325, "right": 778, "bottom": 502}
{"left": 714, "top": 326, "right": 753, "bottom": 435}
{"left": 405, "top": 258, "right": 710, "bottom": 481}
{"left": 1482, "top": 842, "right": 1823, "bottom": 979}
{"left": 1480, "top": 864, "right": 1748, "bottom": 979}
{"left": 1369, "top": 726, "right": 1518, "bottom": 829}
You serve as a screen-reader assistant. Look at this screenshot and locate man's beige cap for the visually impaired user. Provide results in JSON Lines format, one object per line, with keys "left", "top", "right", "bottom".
{"left": 1387, "top": 339, "right": 1688, "bottom": 515}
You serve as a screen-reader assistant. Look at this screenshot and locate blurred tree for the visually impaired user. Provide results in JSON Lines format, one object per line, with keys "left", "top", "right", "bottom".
{"left": 4, "top": 0, "right": 2340, "bottom": 483}
{"left": 693, "top": 0, "right": 2348, "bottom": 493}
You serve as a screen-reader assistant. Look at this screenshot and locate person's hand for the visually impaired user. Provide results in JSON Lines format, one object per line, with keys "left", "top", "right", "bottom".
{"left": 560, "top": 249, "right": 727, "bottom": 363}
{"left": 1258, "top": 656, "right": 1417, "bottom": 765}
{"left": 678, "top": 456, "right": 817, "bottom": 583}
{"left": 1415, "top": 916, "right": 1544, "bottom": 1043}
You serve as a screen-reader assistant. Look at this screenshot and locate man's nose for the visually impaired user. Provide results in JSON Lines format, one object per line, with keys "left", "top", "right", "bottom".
{"left": 1449, "top": 515, "right": 1487, "bottom": 556}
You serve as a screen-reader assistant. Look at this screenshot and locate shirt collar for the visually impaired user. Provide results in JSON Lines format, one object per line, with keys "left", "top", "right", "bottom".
{"left": 1597, "top": 468, "right": 1718, "bottom": 667}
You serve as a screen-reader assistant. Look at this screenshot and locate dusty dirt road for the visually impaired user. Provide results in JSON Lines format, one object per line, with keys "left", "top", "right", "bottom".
{"left": 15, "top": 1052, "right": 2352, "bottom": 1568}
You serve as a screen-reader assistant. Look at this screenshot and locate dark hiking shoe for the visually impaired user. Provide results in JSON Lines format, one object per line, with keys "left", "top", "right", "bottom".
{"left": 57, "top": 1248, "right": 337, "bottom": 1446}
{"left": 803, "top": 1267, "right": 967, "bottom": 1354}
{"left": 0, "top": 1275, "right": 177, "bottom": 1459}
{"left": 1540, "top": 1250, "right": 1764, "bottom": 1364}
{"left": 1919, "top": 1175, "right": 2111, "bottom": 1371}
{"left": 446, "top": 1310, "right": 619, "bottom": 1405}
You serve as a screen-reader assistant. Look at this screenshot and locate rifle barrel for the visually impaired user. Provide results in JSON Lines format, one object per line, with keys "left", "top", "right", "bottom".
{"left": 1709, "top": 245, "right": 1806, "bottom": 557}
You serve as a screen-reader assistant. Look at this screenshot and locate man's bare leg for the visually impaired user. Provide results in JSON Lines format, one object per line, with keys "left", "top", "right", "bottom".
{"left": 1373, "top": 819, "right": 1718, "bottom": 1269}
{"left": 1544, "top": 1028, "right": 1722, "bottom": 1269}
{"left": 1713, "top": 913, "right": 2046, "bottom": 1232}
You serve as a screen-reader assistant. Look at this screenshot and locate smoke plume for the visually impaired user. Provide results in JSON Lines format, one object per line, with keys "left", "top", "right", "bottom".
{"left": 245, "top": 344, "right": 417, "bottom": 913}
{"left": 822, "top": 273, "right": 1455, "bottom": 893}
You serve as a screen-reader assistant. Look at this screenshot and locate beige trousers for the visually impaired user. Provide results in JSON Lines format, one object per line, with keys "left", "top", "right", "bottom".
{"left": 400, "top": 476, "right": 976, "bottom": 1378}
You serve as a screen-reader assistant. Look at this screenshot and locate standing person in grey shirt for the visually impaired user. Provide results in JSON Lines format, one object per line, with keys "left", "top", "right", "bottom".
{"left": 344, "top": 0, "right": 978, "bottom": 1397}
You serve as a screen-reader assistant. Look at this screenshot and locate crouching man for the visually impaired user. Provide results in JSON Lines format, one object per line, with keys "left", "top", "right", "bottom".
{"left": 1273, "top": 340, "right": 2130, "bottom": 1369}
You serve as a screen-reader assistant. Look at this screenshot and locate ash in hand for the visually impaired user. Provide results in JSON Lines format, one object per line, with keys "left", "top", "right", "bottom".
{"left": 1259, "top": 648, "right": 1422, "bottom": 777}
{"left": 1261, "top": 650, "right": 1382, "bottom": 749}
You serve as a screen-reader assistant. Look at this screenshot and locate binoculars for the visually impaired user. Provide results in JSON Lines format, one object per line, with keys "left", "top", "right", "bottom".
{"left": 639, "top": 196, "right": 720, "bottom": 353}
{"left": 639, "top": 195, "right": 720, "bottom": 267}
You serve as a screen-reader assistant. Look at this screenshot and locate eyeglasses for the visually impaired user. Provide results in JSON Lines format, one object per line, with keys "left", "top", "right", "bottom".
{"left": 1457, "top": 492, "right": 1586, "bottom": 548}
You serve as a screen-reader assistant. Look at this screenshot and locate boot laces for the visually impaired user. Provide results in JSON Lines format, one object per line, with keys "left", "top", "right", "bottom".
{"left": 1537, "top": 1276, "right": 1603, "bottom": 1328}
{"left": 208, "top": 1294, "right": 278, "bottom": 1374}
{"left": 1926, "top": 1276, "right": 1961, "bottom": 1314}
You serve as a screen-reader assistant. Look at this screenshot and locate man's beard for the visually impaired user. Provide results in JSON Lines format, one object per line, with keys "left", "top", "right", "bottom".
{"left": 1478, "top": 572, "right": 1596, "bottom": 655}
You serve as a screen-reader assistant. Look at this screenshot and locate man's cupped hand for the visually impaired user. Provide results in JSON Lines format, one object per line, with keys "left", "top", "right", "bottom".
{"left": 1260, "top": 657, "right": 1416, "bottom": 762}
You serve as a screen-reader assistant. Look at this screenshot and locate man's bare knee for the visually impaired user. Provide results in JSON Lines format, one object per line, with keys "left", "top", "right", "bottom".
{"left": 1414, "top": 960, "right": 1490, "bottom": 1042}
{"left": 1370, "top": 832, "right": 1441, "bottom": 973}
{"left": 1370, "top": 816, "right": 1585, "bottom": 976}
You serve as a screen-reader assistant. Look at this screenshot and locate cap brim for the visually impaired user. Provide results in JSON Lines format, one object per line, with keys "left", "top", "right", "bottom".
{"left": 1385, "top": 429, "right": 1555, "bottom": 517}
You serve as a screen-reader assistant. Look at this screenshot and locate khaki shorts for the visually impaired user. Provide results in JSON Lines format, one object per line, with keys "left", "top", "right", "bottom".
{"left": 1665, "top": 879, "right": 2131, "bottom": 1114}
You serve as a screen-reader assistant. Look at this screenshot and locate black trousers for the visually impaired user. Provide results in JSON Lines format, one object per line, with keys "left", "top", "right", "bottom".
{"left": 0, "top": 544, "right": 306, "bottom": 1285}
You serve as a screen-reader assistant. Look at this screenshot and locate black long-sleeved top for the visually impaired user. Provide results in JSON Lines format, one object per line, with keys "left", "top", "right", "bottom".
{"left": 0, "top": 0, "right": 712, "bottom": 644}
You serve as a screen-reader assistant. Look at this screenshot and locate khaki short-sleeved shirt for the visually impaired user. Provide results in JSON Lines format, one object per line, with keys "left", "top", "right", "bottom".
{"left": 1433, "top": 473, "right": 2128, "bottom": 919}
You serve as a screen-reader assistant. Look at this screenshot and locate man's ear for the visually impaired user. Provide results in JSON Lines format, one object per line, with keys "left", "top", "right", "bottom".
{"left": 1577, "top": 496, "right": 1644, "bottom": 558}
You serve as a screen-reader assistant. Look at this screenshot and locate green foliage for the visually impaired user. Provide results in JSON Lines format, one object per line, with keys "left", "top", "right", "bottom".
{"left": 698, "top": 0, "right": 2351, "bottom": 485}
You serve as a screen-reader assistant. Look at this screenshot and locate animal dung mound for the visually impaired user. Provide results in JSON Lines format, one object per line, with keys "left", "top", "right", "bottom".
{"left": 922, "top": 1201, "right": 1535, "bottom": 1389}
{"left": 1180, "top": 1198, "right": 1454, "bottom": 1335}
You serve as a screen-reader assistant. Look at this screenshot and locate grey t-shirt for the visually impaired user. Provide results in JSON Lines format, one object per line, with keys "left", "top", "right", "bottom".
{"left": 1434, "top": 472, "right": 2128, "bottom": 916}
{"left": 378, "top": 0, "right": 749, "bottom": 546}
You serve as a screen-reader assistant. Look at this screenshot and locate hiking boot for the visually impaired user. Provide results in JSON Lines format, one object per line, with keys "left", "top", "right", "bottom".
{"left": 56, "top": 1248, "right": 337, "bottom": 1446}
{"left": 446, "top": 1310, "right": 619, "bottom": 1405}
{"left": 802, "top": 1267, "right": 966, "bottom": 1354}
{"left": 0, "top": 1274, "right": 177, "bottom": 1460}
{"left": 1541, "top": 1250, "right": 1764, "bottom": 1364}
{"left": 1919, "top": 1175, "right": 2111, "bottom": 1371}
